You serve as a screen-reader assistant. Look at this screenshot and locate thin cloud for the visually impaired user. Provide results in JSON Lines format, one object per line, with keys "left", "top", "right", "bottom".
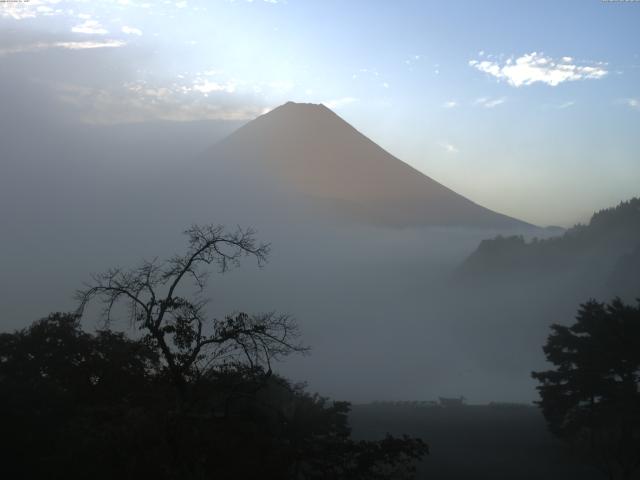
{"left": 56, "top": 40, "right": 126, "bottom": 50}
{"left": 72, "top": 20, "right": 109, "bottom": 35}
{"left": 322, "top": 97, "right": 357, "bottom": 109}
{"left": 469, "top": 52, "right": 608, "bottom": 87}
{"left": 443, "top": 100, "right": 458, "bottom": 108}
{"left": 625, "top": 98, "right": 640, "bottom": 111}
{"left": 190, "top": 79, "right": 237, "bottom": 94}
{"left": 439, "top": 142, "right": 459, "bottom": 154}
{"left": 53, "top": 82, "right": 263, "bottom": 124}
{"left": 2, "top": 2, "right": 79, "bottom": 20}
{"left": 0, "top": 40, "right": 126, "bottom": 56}
{"left": 1, "top": 4, "right": 37, "bottom": 20}
{"left": 404, "top": 54, "right": 423, "bottom": 71}
{"left": 121, "top": 26, "right": 143, "bottom": 36}
{"left": 474, "top": 97, "right": 506, "bottom": 108}
{"left": 556, "top": 101, "right": 575, "bottom": 109}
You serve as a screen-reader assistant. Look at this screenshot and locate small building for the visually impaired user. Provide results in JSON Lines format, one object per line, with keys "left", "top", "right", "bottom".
{"left": 438, "top": 396, "right": 466, "bottom": 407}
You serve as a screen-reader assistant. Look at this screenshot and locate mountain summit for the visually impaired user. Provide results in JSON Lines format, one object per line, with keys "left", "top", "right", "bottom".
{"left": 203, "top": 101, "right": 530, "bottom": 228}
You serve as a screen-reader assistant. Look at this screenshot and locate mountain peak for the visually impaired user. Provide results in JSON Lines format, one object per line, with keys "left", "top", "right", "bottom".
{"left": 278, "top": 101, "right": 329, "bottom": 110}
{"left": 266, "top": 101, "right": 334, "bottom": 119}
{"left": 207, "top": 101, "right": 532, "bottom": 229}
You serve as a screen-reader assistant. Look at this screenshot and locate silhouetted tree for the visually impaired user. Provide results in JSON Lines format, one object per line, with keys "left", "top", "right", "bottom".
{"left": 75, "top": 224, "right": 307, "bottom": 405}
{"left": 1, "top": 312, "right": 428, "bottom": 479}
{"left": 0, "top": 312, "right": 163, "bottom": 479}
{"left": 532, "top": 298, "right": 640, "bottom": 480}
{"left": 6, "top": 223, "right": 427, "bottom": 479}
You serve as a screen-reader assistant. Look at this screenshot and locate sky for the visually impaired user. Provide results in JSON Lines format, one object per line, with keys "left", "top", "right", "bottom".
{"left": 1, "top": 0, "right": 639, "bottom": 226}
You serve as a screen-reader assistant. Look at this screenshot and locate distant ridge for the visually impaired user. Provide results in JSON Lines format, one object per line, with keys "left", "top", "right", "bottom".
{"left": 201, "top": 101, "right": 532, "bottom": 229}
{"left": 456, "top": 198, "right": 640, "bottom": 289}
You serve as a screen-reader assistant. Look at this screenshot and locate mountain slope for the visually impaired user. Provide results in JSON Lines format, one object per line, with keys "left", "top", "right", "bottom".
{"left": 199, "top": 102, "right": 531, "bottom": 229}
{"left": 456, "top": 198, "right": 640, "bottom": 295}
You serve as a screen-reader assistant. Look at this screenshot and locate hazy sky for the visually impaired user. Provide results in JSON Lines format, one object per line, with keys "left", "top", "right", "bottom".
{"left": 1, "top": 0, "right": 639, "bottom": 226}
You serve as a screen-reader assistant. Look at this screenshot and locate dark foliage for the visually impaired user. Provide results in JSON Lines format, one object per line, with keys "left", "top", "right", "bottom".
{"left": 532, "top": 298, "right": 640, "bottom": 479}
{"left": 0, "top": 313, "right": 163, "bottom": 479}
{"left": 608, "top": 245, "right": 640, "bottom": 300}
{"left": 458, "top": 197, "right": 640, "bottom": 285}
{"left": 0, "top": 313, "right": 427, "bottom": 479}
{"left": 1, "top": 224, "right": 427, "bottom": 479}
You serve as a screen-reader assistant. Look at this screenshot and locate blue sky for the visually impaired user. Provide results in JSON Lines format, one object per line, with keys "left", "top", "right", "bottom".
{"left": 1, "top": 0, "right": 639, "bottom": 226}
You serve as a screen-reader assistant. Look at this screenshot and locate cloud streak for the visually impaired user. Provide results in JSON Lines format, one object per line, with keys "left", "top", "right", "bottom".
{"left": 474, "top": 97, "right": 506, "bottom": 108}
{"left": 625, "top": 98, "right": 640, "bottom": 111}
{"left": 121, "top": 26, "right": 143, "bottom": 36}
{"left": 469, "top": 52, "right": 607, "bottom": 87}
{"left": 191, "top": 79, "right": 237, "bottom": 94}
{"left": 322, "top": 97, "right": 357, "bottom": 109}
{"left": 439, "top": 142, "right": 459, "bottom": 154}
{"left": 555, "top": 101, "right": 575, "bottom": 109}
{"left": 0, "top": 40, "right": 127, "bottom": 56}
{"left": 51, "top": 81, "right": 264, "bottom": 124}
{"left": 72, "top": 20, "right": 109, "bottom": 35}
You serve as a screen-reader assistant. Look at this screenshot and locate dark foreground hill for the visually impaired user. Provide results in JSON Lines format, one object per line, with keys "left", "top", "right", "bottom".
{"left": 350, "top": 403, "right": 604, "bottom": 480}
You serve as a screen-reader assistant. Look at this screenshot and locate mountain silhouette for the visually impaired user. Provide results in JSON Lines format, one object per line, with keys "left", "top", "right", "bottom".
{"left": 198, "top": 101, "right": 531, "bottom": 229}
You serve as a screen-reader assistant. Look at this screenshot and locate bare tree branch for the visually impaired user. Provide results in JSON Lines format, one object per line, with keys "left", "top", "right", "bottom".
{"left": 75, "top": 224, "right": 302, "bottom": 403}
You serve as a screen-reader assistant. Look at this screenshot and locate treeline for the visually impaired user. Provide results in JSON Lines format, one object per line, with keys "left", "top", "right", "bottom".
{"left": 0, "top": 313, "right": 427, "bottom": 480}
{"left": 457, "top": 197, "right": 640, "bottom": 293}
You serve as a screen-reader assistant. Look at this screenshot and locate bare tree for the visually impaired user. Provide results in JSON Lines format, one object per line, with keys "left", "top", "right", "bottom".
{"left": 76, "top": 224, "right": 307, "bottom": 402}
